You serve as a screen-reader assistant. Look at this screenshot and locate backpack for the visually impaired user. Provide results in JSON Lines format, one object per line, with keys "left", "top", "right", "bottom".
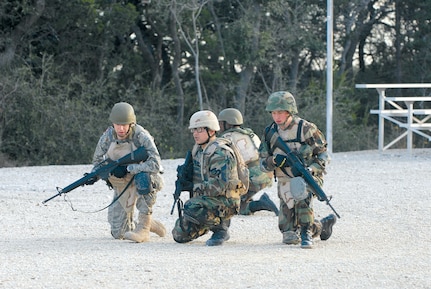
{"left": 221, "top": 127, "right": 261, "bottom": 165}
{"left": 194, "top": 138, "right": 250, "bottom": 196}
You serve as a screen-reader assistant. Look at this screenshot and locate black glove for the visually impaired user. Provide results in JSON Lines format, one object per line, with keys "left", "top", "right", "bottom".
{"left": 110, "top": 165, "right": 128, "bottom": 178}
{"left": 274, "top": 154, "right": 288, "bottom": 167}
{"left": 84, "top": 173, "right": 98, "bottom": 185}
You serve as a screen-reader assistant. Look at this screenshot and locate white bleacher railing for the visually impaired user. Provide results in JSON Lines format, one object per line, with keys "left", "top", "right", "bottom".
{"left": 355, "top": 83, "right": 431, "bottom": 154}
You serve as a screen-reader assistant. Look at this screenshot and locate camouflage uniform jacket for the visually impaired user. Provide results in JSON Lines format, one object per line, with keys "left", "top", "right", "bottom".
{"left": 191, "top": 138, "right": 241, "bottom": 199}
{"left": 259, "top": 116, "right": 329, "bottom": 183}
{"left": 92, "top": 124, "right": 162, "bottom": 175}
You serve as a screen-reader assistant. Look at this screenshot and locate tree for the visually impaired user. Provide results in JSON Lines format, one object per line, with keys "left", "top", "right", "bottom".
{"left": 0, "top": 0, "right": 46, "bottom": 67}
{"left": 170, "top": 0, "right": 211, "bottom": 110}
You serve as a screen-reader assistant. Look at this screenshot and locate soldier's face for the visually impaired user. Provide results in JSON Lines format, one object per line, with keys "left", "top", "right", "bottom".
{"left": 218, "top": 121, "right": 225, "bottom": 132}
{"left": 192, "top": 127, "right": 214, "bottom": 145}
{"left": 271, "top": 111, "right": 290, "bottom": 124}
{"left": 113, "top": 123, "right": 131, "bottom": 140}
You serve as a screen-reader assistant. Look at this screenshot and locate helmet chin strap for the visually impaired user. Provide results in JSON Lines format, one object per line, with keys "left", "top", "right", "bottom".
{"left": 279, "top": 114, "right": 293, "bottom": 129}
{"left": 200, "top": 128, "right": 214, "bottom": 145}
{"left": 127, "top": 124, "right": 133, "bottom": 134}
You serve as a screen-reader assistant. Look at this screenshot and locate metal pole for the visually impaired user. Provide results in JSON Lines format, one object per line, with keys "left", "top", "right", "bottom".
{"left": 326, "top": 0, "right": 334, "bottom": 154}
{"left": 376, "top": 88, "right": 386, "bottom": 152}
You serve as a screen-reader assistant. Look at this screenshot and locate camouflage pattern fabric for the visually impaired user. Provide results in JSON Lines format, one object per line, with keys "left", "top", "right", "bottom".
{"left": 259, "top": 116, "right": 329, "bottom": 234}
{"left": 219, "top": 128, "right": 273, "bottom": 215}
{"left": 92, "top": 124, "right": 163, "bottom": 239}
{"left": 93, "top": 125, "right": 162, "bottom": 174}
{"left": 191, "top": 139, "right": 241, "bottom": 199}
{"left": 278, "top": 193, "right": 315, "bottom": 231}
{"left": 172, "top": 138, "right": 240, "bottom": 243}
{"left": 172, "top": 196, "right": 239, "bottom": 243}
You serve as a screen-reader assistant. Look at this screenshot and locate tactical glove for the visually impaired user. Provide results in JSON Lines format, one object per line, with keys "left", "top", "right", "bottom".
{"left": 111, "top": 165, "right": 128, "bottom": 178}
{"left": 273, "top": 154, "right": 288, "bottom": 167}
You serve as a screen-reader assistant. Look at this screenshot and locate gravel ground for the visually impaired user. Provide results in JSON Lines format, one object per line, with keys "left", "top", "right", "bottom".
{"left": 0, "top": 149, "right": 430, "bottom": 289}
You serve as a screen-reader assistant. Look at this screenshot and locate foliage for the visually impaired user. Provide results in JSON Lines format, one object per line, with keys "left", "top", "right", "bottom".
{"left": 0, "top": 0, "right": 430, "bottom": 166}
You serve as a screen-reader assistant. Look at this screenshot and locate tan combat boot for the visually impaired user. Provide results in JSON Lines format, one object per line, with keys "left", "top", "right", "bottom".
{"left": 124, "top": 214, "right": 151, "bottom": 243}
{"left": 150, "top": 219, "right": 166, "bottom": 237}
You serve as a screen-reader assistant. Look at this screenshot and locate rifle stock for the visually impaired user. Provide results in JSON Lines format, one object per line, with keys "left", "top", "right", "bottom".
{"left": 42, "top": 146, "right": 148, "bottom": 204}
{"left": 265, "top": 127, "right": 341, "bottom": 218}
{"left": 170, "top": 150, "right": 193, "bottom": 215}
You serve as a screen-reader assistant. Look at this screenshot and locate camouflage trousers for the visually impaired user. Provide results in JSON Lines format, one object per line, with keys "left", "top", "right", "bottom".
{"left": 108, "top": 187, "right": 157, "bottom": 239}
{"left": 239, "top": 190, "right": 258, "bottom": 215}
{"left": 278, "top": 191, "right": 315, "bottom": 232}
{"left": 172, "top": 195, "right": 239, "bottom": 243}
{"left": 240, "top": 167, "right": 273, "bottom": 215}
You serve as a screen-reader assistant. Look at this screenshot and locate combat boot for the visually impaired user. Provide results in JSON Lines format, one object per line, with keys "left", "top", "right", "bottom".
{"left": 206, "top": 219, "right": 230, "bottom": 246}
{"left": 282, "top": 231, "right": 300, "bottom": 245}
{"left": 300, "top": 225, "right": 314, "bottom": 249}
{"left": 248, "top": 193, "right": 279, "bottom": 216}
{"left": 320, "top": 214, "right": 336, "bottom": 241}
{"left": 124, "top": 213, "right": 151, "bottom": 243}
{"left": 150, "top": 219, "right": 166, "bottom": 237}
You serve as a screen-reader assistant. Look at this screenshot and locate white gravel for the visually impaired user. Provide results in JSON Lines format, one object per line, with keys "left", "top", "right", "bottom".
{"left": 0, "top": 149, "right": 430, "bottom": 289}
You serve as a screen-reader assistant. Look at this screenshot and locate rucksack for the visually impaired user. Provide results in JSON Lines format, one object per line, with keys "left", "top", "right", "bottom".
{"left": 221, "top": 127, "right": 261, "bottom": 165}
{"left": 193, "top": 138, "right": 250, "bottom": 196}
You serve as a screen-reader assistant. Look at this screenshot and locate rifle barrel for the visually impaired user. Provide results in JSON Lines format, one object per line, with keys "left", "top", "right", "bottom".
{"left": 42, "top": 146, "right": 149, "bottom": 205}
{"left": 266, "top": 126, "right": 341, "bottom": 218}
{"left": 42, "top": 189, "right": 63, "bottom": 204}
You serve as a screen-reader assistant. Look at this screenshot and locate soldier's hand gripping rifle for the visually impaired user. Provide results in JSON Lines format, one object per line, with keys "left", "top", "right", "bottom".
{"left": 265, "top": 126, "right": 341, "bottom": 218}
{"left": 170, "top": 150, "right": 194, "bottom": 215}
{"left": 42, "top": 146, "right": 148, "bottom": 204}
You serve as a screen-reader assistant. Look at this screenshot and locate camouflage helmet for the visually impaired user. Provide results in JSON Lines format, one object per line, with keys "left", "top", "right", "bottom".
{"left": 189, "top": 110, "right": 220, "bottom": 131}
{"left": 109, "top": 102, "right": 136, "bottom": 124}
{"left": 265, "top": 91, "right": 298, "bottom": 114}
{"left": 218, "top": 108, "right": 243, "bottom": 125}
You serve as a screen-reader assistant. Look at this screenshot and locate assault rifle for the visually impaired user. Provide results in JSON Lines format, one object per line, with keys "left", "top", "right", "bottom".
{"left": 170, "top": 150, "right": 194, "bottom": 215}
{"left": 265, "top": 126, "right": 341, "bottom": 218}
{"left": 42, "top": 146, "right": 148, "bottom": 204}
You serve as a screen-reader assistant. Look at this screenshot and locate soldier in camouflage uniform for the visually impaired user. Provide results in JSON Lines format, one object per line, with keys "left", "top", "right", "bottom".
{"left": 91, "top": 102, "right": 166, "bottom": 242}
{"left": 172, "top": 110, "right": 242, "bottom": 246}
{"left": 218, "top": 108, "right": 278, "bottom": 216}
{"left": 259, "top": 92, "right": 336, "bottom": 249}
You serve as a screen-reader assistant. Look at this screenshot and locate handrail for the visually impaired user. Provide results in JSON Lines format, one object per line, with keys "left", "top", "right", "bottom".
{"left": 356, "top": 83, "right": 431, "bottom": 89}
{"left": 355, "top": 83, "right": 431, "bottom": 154}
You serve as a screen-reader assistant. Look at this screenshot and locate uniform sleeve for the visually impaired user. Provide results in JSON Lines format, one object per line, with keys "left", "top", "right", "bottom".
{"left": 128, "top": 130, "right": 162, "bottom": 174}
{"left": 302, "top": 122, "right": 330, "bottom": 174}
{"left": 258, "top": 133, "right": 276, "bottom": 173}
{"left": 91, "top": 127, "right": 112, "bottom": 165}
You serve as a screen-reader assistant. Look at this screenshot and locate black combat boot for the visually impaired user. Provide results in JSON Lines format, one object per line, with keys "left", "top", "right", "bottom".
{"left": 248, "top": 193, "right": 279, "bottom": 216}
{"left": 206, "top": 219, "right": 231, "bottom": 246}
{"left": 320, "top": 214, "right": 337, "bottom": 241}
{"left": 300, "top": 225, "right": 314, "bottom": 249}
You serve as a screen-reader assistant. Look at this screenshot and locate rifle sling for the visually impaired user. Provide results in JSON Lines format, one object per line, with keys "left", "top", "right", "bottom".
{"left": 66, "top": 175, "right": 136, "bottom": 213}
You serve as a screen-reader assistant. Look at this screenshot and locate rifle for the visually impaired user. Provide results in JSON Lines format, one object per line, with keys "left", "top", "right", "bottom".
{"left": 170, "top": 150, "right": 193, "bottom": 215}
{"left": 42, "top": 146, "right": 148, "bottom": 204}
{"left": 265, "top": 126, "right": 341, "bottom": 218}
